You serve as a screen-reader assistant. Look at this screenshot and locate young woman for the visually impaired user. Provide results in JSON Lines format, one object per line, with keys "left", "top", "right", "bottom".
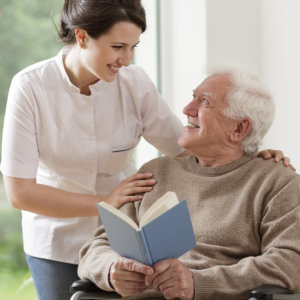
{"left": 0, "top": 0, "right": 291, "bottom": 299}
{"left": 0, "top": 1, "right": 186, "bottom": 298}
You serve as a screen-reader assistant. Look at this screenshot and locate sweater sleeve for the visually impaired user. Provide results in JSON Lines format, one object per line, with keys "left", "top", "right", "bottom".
{"left": 77, "top": 225, "right": 120, "bottom": 291}
{"left": 191, "top": 176, "right": 300, "bottom": 300}
{"left": 77, "top": 202, "right": 140, "bottom": 291}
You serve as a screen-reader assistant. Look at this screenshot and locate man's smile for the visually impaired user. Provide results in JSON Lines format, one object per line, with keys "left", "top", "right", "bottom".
{"left": 187, "top": 122, "right": 200, "bottom": 128}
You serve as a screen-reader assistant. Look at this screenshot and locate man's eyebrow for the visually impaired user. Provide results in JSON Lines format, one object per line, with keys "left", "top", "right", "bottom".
{"left": 202, "top": 92, "right": 214, "bottom": 99}
{"left": 192, "top": 91, "right": 214, "bottom": 99}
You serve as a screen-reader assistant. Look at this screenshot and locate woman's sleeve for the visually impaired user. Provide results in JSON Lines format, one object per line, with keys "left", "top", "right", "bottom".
{"left": 0, "top": 73, "right": 39, "bottom": 178}
{"left": 131, "top": 66, "right": 185, "bottom": 157}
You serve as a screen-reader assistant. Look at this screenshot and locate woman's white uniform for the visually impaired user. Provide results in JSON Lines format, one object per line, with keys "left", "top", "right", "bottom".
{"left": 0, "top": 46, "right": 184, "bottom": 264}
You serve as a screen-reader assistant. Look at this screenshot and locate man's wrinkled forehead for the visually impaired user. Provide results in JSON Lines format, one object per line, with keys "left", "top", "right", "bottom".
{"left": 195, "top": 73, "right": 233, "bottom": 97}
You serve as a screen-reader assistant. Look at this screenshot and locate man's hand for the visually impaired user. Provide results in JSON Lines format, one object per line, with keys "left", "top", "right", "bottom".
{"left": 109, "top": 257, "right": 153, "bottom": 297}
{"left": 258, "top": 149, "right": 296, "bottom": 171}
{"left": 145, "top": 258, "right": 194, "bottom": 300}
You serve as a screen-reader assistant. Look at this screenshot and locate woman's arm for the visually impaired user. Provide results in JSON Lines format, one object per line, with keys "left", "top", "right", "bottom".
{"left": 3, "top": 173, "right": 155, "bottom": 218}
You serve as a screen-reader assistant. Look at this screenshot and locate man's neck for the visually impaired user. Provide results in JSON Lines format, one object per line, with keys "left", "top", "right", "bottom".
{"left": 193, "top": 148, "right": 245, "bottom": 167}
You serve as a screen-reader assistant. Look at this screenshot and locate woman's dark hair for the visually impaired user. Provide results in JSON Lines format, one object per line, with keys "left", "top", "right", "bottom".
{"left": 59, "top": 0, "right": 146, "bottom": 44}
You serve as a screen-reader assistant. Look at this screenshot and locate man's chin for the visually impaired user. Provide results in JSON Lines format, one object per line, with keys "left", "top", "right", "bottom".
{"left": 178, "top": 136, "right": 189, "bottom": 149}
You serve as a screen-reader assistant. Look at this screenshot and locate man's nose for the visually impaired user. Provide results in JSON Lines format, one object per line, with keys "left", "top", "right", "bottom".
{"left": 183, "top": 100, "right": 198, "bottom": 116}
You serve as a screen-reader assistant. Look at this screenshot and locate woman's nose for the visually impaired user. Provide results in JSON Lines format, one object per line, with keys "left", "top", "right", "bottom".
{"left": 119, "top": 50, "right": 133, "bottom": 67}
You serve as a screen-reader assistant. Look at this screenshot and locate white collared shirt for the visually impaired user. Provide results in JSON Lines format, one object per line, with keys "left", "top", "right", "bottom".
{"left": 0, "top": 47, "right": 184, "bottom": 264}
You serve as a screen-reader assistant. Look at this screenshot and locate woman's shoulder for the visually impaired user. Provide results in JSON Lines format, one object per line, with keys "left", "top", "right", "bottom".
{"left": 13, "top": 55, "right": 59, "bottom": 83}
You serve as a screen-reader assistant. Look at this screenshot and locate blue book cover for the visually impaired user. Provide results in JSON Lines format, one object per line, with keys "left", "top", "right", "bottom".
{"left": 97, "top": 193, "right": 196, "bottom": 266}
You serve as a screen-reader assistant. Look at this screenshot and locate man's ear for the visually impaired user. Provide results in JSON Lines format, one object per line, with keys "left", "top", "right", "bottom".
{"left": 230, "top": 118, "right": 252, "bottom": 142}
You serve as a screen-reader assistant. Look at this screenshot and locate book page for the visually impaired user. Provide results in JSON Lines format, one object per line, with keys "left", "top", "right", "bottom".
{"left": 99, "top": 202, "right": 139, "bottom": 230}
{"left": 139, "top": 191, "right": 179, "bottom": 228}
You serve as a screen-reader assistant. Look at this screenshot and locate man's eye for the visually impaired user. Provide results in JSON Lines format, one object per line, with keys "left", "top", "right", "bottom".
{"left": 112, "top": 46, "right": 122, "bottom": 49}
{"left": 201, "top": 98, "right": 209, "bottom": 105}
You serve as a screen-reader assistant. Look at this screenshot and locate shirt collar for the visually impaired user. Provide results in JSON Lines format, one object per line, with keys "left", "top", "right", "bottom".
{"left": 55, "top": 46, "right": 107, "bottom": 94}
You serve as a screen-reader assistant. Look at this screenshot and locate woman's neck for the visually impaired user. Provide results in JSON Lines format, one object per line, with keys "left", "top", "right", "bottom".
{"left": 63, "top": 46, "right": 99, "bottom": 95}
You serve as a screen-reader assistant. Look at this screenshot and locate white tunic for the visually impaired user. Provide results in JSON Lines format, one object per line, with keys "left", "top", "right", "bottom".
{"left": 0, "top": 47, "right": 184, "bottom": 264}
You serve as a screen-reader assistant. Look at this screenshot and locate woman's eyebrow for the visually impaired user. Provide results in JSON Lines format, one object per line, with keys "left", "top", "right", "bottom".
{"left": 110, "top": 41, "right": 140, "bottom": 47}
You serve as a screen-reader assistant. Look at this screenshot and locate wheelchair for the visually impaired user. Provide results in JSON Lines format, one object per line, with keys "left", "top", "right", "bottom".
{"left": 70, "top": 279, "right": 300, "bottom": 300}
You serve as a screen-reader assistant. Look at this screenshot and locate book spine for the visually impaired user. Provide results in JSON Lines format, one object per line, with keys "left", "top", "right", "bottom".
{"left": 136, "top": 230, "right": 153, "bottom": 266}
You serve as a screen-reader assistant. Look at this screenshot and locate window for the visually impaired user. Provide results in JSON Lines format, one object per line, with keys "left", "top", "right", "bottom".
{"left": 135, "top": 0, "right": 207, "bottom": 169}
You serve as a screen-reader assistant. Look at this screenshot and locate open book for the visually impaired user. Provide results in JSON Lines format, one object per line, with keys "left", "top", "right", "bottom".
{"left": 97, "top": 191, "right": 196, "bottom": 266}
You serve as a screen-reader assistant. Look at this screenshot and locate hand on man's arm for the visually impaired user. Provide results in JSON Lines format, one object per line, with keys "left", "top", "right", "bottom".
{"left": 109, "top": 257, "right": 153, "bottom": 297}
{"left": 145, "top": 258, "right": 194, "bottom": 300}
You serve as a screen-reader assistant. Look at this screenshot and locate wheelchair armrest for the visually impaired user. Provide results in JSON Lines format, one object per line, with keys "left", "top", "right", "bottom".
{"left": 70, "top": 279, "right": 101, "bottom": 293}
{"left": 250, "top": 284, "right": 298, "bottom": 299}
{"left": 70, "top": 279, "right": 121, "bottom": 298}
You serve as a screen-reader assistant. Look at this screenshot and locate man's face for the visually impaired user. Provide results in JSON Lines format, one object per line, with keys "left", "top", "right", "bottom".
{"left": 178, "top": 74, "right": 237, "bottom": 155}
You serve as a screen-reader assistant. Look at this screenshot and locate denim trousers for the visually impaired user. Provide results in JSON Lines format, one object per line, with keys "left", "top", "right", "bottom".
{"left": 26, "top": 254, "right": 79, "bottom": 300}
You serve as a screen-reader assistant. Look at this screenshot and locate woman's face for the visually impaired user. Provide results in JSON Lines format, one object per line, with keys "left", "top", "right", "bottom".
{"left": 81, "top": 21, "right": 142, "bottom": 82}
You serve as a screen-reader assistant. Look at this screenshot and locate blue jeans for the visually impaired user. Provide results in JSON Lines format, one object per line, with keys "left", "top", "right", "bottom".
{"left": 26, "top": 254, "right": 79, "bottom": 300}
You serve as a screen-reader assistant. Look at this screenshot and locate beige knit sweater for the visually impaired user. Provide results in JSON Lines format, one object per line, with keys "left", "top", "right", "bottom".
{"left": 78, "top": 155, "right": 300, "bottom": 300}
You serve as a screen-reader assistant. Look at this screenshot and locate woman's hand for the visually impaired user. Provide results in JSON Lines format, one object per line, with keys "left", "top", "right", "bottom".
{"left": 104, "top": 173, "right": 156, "bottom": 208}
{"left": 257, "top": 149, "right": 295, "bottom": 171}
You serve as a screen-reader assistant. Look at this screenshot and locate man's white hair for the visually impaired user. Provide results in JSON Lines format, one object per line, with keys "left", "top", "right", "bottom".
{"left": 206, "top": 66, "right": 275, "bottom": 155}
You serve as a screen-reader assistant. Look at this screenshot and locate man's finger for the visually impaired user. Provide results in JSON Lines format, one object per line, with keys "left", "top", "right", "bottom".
{"left": 121, "top": 258, "right": 153, "bottom": 275}
{"left": 111, "top": 268, "right": 146, "bottom": 282}
{"left": 153, "top": 258, "right": 174, "bottom": 273}
{"left": 145, "top": 259, "right": 174, "bottom": 287}
{"left": 152, "top": 271, "right": 175, "bottom": 291}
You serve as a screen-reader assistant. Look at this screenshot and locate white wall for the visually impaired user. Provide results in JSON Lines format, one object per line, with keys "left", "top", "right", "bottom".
{"left": 205, "top": 0, "right": 300, "bottom": 170}
{"left": 134, "top": 0, "right": 159, "bottom": 169}
{"left": 159, "top": 0, "right": 207, "bottom": 123}
{"left": 134, "top": 0, "right": 207, "bottom": 168}
{"left": 261, "top": 0, "right": 300, "bottom": 170}
{"left": 206, "top": 0, "right": 261, "bottom": 73}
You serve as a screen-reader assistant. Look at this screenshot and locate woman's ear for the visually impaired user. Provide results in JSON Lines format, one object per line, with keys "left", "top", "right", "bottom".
{"left": 75, "top": 28, "right": 88, "bottom": 48}
{"left": 230, "top": 118, "right": 252, "bottom": 142}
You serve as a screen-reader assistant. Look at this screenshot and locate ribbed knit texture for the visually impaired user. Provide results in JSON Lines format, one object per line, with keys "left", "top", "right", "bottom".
{"left": 78, "top": 155, "right": 300, "bottom": 300}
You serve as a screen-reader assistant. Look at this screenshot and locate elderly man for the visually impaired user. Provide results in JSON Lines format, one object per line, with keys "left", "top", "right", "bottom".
{"left": 78, "top": 68, "right": 300, "bottom": 300}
